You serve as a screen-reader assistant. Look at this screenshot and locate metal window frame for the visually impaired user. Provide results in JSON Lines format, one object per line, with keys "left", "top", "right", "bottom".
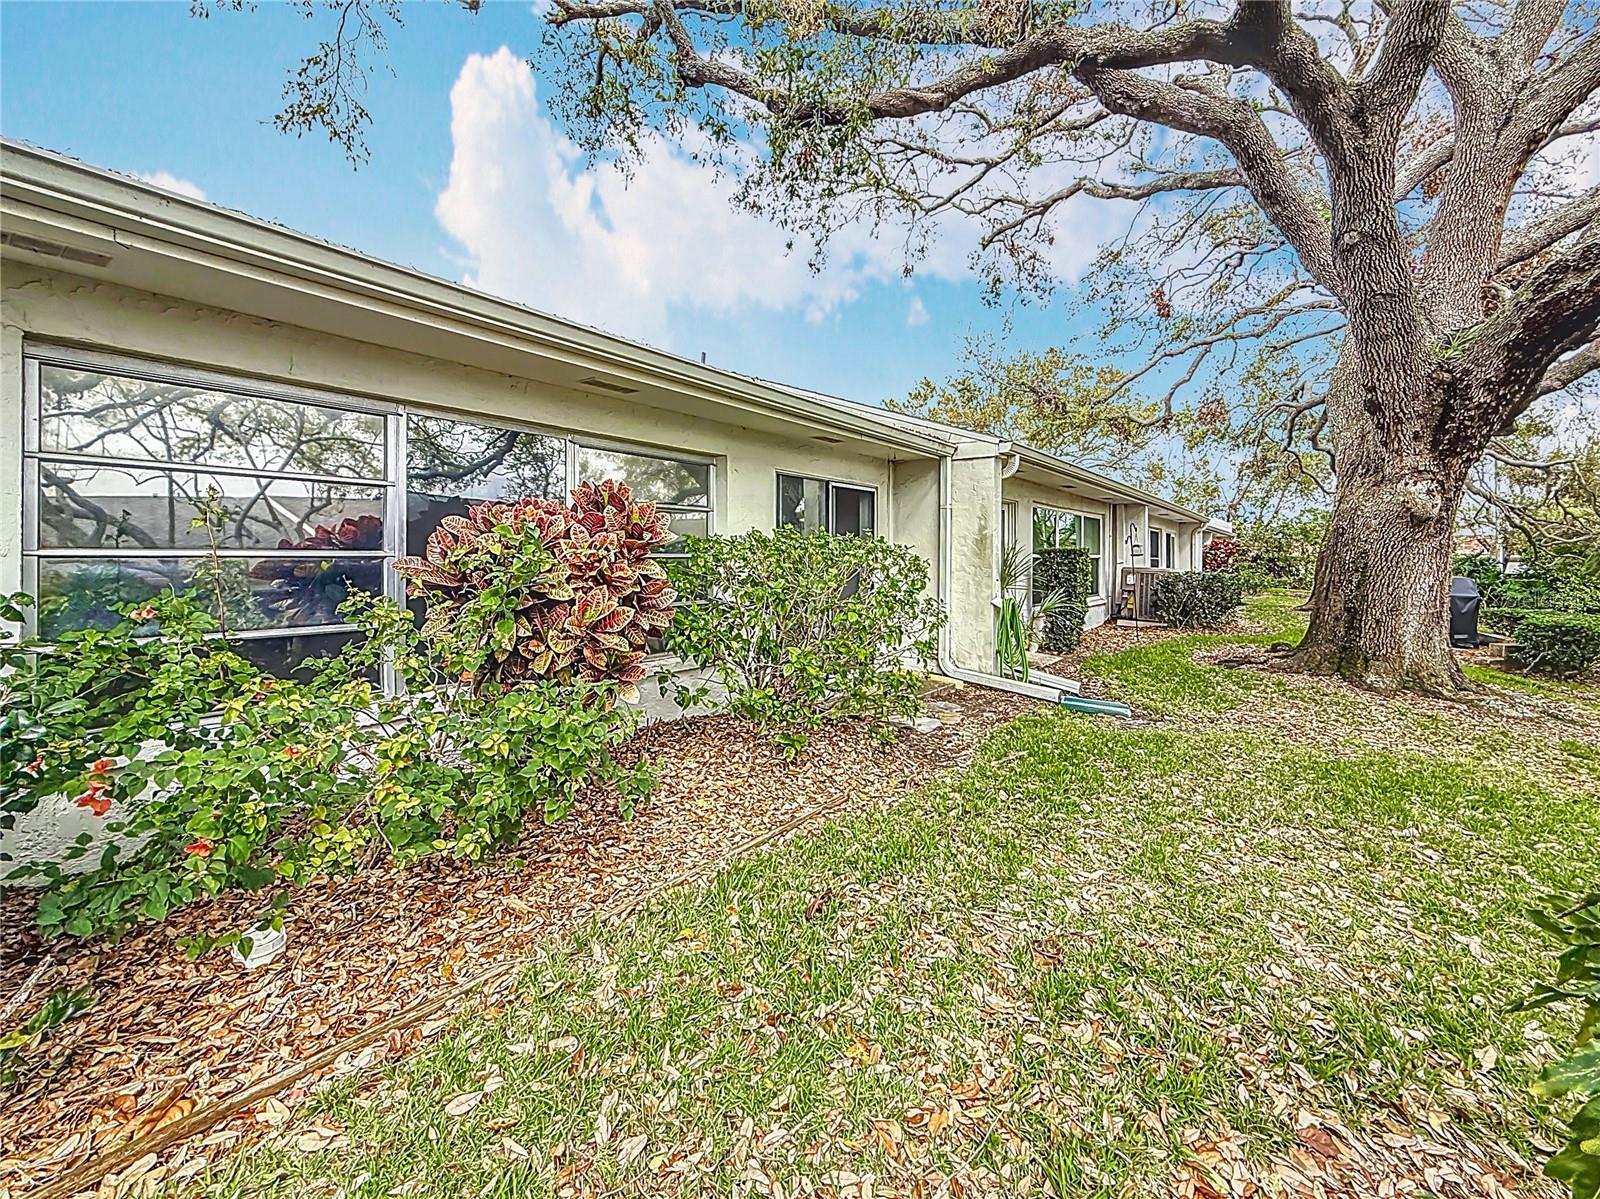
{"left": 22, "top": 349, "right": 404, "bottom": 641}
{"left": 21, "top": 344, "right": 725, "bottom": 684}
{"left": 575, "top": 437, "right": 717, "bottom": 520}
{"left": 826, "top": 481, "right": 877, "bottom": 537}
{"left": 402, "top": 412, "right": 719, "bottom": 561}
{"left": 1031, "top": 504, "right": 1105, "bottom": 598}
{"left": 26, "top": 343, "right": 400, "bottom": 417}
{"left": 773, "top": 471, "right": 880, "bottom": 536}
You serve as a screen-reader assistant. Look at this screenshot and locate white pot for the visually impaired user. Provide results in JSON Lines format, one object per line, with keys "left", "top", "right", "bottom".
{"left": 230, "top": 923, "right": 288, "bottom": 970}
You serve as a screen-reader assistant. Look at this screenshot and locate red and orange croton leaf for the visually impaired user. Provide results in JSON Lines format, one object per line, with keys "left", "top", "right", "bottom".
{"left": 394, "top": 479, "right": 678, "bottom": 704}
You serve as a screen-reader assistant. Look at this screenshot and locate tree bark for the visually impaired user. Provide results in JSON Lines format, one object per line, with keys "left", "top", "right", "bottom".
{"left": 1287, "top": 351, "right": 1472, "bottom": 692}
{"left": 1292, "top": 462, "right": 1468, "bottom": 693}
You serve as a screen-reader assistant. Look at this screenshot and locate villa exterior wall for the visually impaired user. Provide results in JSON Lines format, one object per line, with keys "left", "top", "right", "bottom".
{"left": 999, "top": 477, "right": 1117, "bottom": 629}
{"left": 0, "top": 263, "right": 904, "bottom": 604}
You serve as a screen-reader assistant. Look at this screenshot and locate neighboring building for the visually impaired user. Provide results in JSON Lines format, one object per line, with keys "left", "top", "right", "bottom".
{"left": 1455, "top": 528, "right": 1523, "bottom": 573}
{"left": 1, "top": 139, "right": 1217, "bottom": 706}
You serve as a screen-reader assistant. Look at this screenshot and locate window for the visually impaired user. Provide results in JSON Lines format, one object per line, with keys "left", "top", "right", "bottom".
{"left": 1032, "top": 506, "right": 1103, "bottom": 597}
{"left": 578, "top": 444, "right": 712, "bottom": 553}
{"left": 1000, "top": 501, "right": 1027, "bottom": 604}
{"left": 405, "top": 413, "right": 565, "bottom": 556}
{"left": 24, "top": 350, "right": 720, "bottom": 677}
{"left": 25, "top": 356, "right": 395, "bottom": 675}
{"left": 1149, "top": 528, "right": 1161, "bottom": 568}
{"left": 776, "top": 474, "right": 876, "bottom": 536}
{"left": 1166, "top": 532, "right": 1177, "bottom": 570}
{"left": 829, "top": 484, "right": 876, "bottom": 536}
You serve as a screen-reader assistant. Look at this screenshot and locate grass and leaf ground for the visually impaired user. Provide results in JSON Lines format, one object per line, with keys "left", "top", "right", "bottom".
{"left": 201, "top": 594, "right": 1599, "bottom": 1198}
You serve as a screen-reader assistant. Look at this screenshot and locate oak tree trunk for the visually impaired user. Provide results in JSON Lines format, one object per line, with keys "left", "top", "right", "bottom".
{"left": 1292, "top": 465, "right": 1468, "bottom": 693}
{"left": 1288, "top": 355, "right": 1474, "bottom": 693}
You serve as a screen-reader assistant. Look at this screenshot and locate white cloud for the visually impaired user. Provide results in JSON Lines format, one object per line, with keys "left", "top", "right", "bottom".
{"left": 134, "top": 170, "right": 206, "bottom": 201}
{"left": 906, "top": 296, "right": 929, "bottom": 327}
{"left": 433, "top": 48, "right": 987, "bottom": 348}
{"left": 434, "top": 48, "right": 1132, "bottom": 350}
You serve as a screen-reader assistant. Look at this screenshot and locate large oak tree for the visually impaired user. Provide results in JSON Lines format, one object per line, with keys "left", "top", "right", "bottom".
{"left": 250, "top": 0, "right": 1600, "bottom": 691}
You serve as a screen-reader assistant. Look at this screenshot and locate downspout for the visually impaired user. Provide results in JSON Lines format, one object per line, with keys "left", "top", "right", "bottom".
{"left": 934, "top": 453, "right": 1069, "bottom": 703}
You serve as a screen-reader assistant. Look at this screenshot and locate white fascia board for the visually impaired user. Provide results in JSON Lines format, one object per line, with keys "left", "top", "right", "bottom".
{"left": 1, "top": 140, "right": 949, "bottom": 459}
{"left": 1013, "top": 444, "right": 1212, "bottom": 525}
{"left": 767, "top": 380, "right": 1008, "bottom": 450}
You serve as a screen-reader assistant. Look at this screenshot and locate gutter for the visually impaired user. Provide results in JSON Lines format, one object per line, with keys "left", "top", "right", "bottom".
{"left": 1012, "top": 444, "right": 1210, "bottom": 525}
{"left": 933, "top": 455, "right": 1070, "bottom": 705}
{"left": 1, "top": 143, "right": 951, "bottom": 459}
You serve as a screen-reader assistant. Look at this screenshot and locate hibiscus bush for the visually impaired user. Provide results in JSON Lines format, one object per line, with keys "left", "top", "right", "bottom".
{"left": 1203, "top": 535, "right": 1239, "bottom": 572}
{"left": 661, "top": 529, "right": 944, "bottom": 755}
{"left": 395, "top": 481, "right": 677, "bottom": 703}
{"left": 1, "top": 511, "right": 657, "bottom": 942}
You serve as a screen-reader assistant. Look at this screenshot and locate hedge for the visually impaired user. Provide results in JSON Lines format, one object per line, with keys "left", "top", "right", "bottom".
{"left": 1032, "top": 548, "right": 1093, "bottom": 652}
{"left": 1514, "top": 612, "right": 1600, "bottom": 679}
{"left": 1482, "top": 606, "right": 1543, "bottom": 636}
{"left": 1150, "top": 570, "right": 1245, "bottom": 628}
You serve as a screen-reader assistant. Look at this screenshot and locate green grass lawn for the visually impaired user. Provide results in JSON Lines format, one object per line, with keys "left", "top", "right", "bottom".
{"left": 205, "top": 596, "right": 1599, "bottom": 1198}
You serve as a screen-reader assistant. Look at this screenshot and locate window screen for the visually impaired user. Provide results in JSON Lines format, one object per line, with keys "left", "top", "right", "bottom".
{"left": 27, "top": 360, "right": 393, "bottom": 662}
{"left": 578, "top": 445, "right": 713, "bottom": 556}
{"left": 777, "top": 474, "right": 876, "bottom": 536}
{"left": 27, "top": 356, "right": 723, "bottom": 675}
{"left": 1032, "top": 506, "right": 1103, "bottom": 597}
{"left": 405, "top": 414, "right": 565, "bottom": 556}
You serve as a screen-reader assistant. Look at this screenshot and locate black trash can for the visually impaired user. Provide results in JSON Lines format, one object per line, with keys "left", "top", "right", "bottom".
{"left": 1449, "top": 575, "right": 1482, "bottom": 648}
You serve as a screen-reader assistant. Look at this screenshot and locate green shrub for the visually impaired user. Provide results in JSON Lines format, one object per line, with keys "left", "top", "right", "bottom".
{"left": 1150, "top": 570, "right": 1245, "bottom": 628}
{"left": 1556, "top": 576, "right": 1600, "bottom": 616}
{"left": 1457, "top": 555, "right": 1600, "bottom": 616}
{"left": 662, "top": 529, "right": 944, "bottom": 754}
{"left": 1232, "top": 561, "right": 1279, "bottom": 594}
{"left": 1235, "top": 514, "right": 1325, "bottom": 588}
{"left": 1031, "top": 547, "right": 1092, "bottom": 652}
{"left": 1512, "top": 891, "right": 1600, "bottom": 1198}
{"left": 1515, "top": 613, "right": 1600, "bottom": 678}
{"left": 1, "top": 589, "right": 644, "bottom": 942}
{"left": 1483, "top": 606, "right": 1544, "bottom": 635}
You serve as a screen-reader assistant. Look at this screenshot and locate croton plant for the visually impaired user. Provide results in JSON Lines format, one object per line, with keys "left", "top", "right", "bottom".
{"left": 251, "top": 514, "right": 386, "bottom": 626}
{"left": 394, "top": 480, "right": 678, "bottom": 703}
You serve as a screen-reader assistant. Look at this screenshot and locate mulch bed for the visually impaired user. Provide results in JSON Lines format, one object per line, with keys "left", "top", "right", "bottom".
{"left": 0, "top": 687, "right": 1033, "bottom": 1196}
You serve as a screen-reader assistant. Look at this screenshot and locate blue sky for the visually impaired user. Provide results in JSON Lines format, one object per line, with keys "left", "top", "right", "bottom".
{"left": 0, "top": 1, "right": 1099, "bottom": 407}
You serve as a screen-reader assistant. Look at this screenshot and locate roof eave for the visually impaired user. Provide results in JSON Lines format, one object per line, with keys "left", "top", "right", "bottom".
{"left": 0, "top": 139, "right": 951, "bottom": 459}
{"left": 1013, "top": 444, "right": 1211, "bottom": 523}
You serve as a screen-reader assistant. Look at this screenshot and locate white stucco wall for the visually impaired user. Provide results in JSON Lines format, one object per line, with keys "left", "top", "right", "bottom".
{"left": 0, "top": 264, "right": 913, "bottom": 599}
{"left": 1148, "top": 518, "right": 1204, "bottom": 571}
{"left": 1000, "top": 478, "right": 1116, "bottom": 629}
{"left": 889, "top": 457, "right": 941, "bottom": 595}
{"left": 0, "top": 322, "right": 20, "bottom": 598}
{"left": 947, "top": 452, "right": 1002, "bottom": 671}
{"left": 0, "top": 264, "right": 957, "bottom": 872}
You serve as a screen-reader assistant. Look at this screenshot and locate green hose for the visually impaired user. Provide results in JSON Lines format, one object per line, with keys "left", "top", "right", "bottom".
{"left": 995, "top": 595, "right": 1029, "bottom": 683}
{"left": 1056, "top": 694, "right": 1133, "bottom": 718}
